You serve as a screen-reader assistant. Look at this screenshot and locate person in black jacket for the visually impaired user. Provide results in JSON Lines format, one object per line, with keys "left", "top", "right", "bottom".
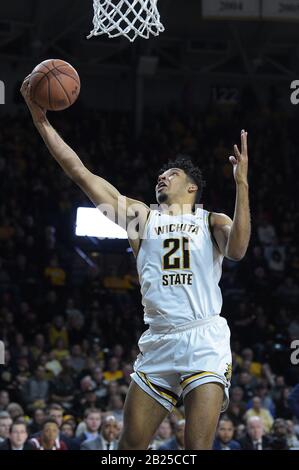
{"left": 238, "top": 416, "right": 271, "bottom": 450}
{"left": 0, "top": 421, "right": 35, "bottom": 450}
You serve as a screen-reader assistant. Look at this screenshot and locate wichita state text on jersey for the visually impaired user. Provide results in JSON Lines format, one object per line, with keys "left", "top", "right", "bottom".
{"left": 136, "top": 208, "right": 224, "bottom": 329}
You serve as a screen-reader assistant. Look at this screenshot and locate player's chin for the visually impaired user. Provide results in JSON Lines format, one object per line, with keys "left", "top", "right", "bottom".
{"left": 157, "top": 191, "right": 168, "bottom": 204}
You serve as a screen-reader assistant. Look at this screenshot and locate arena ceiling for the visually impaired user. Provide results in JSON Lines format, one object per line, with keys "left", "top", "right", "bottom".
{"left": 1, "top": 0, "right": 299, "bottom": 81}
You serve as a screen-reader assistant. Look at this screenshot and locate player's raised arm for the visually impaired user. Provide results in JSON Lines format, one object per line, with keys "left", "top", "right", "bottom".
{"left": 20, "top": 75, "right": 149, "bottom": 253}
{"left": 210, "top": 129, "right": 251, "bottom": 261}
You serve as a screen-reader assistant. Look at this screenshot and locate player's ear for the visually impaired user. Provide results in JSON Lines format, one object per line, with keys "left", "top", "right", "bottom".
{"left": 188, "top": 183, "right": 198, "bottom": 194}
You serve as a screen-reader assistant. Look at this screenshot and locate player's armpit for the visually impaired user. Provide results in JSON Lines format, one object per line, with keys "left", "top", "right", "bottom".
{"left": 209, "top": 212, "right": 234, "bottom": 259}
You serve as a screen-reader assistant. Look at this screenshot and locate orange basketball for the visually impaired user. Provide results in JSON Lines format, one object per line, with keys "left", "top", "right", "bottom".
{"left": 29, "top": 59, "right": 81, "bottom": 111}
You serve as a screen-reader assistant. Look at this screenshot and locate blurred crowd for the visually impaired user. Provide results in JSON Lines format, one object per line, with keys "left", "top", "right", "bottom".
{"left": 0, "top": 87, "right": 299, "bottom": 450}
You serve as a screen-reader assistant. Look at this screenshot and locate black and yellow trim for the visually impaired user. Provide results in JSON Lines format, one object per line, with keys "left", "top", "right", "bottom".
{"left": 208, "top": 212, "right": 220, "bottom": 251}
{"left": 137, "top": 372, "right": 179, "bottom": 406}
{"left": 180, "top": 371, "right": 224, "bottom": 390}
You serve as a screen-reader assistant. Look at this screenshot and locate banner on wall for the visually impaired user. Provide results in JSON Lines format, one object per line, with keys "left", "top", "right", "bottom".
{"left": 202, "top": 0, "right": 260, "bottom": 19}
{"left": 262, "top": 0, "right": 299, "bottom": 20}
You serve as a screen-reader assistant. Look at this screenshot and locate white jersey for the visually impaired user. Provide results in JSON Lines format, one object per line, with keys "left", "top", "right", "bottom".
{"left": 136, "top": 207, "right": 224, "bottom": 329}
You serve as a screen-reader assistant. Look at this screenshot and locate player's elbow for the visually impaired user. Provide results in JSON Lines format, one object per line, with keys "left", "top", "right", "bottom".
{"left": 226, "top": 249, "right": 246, "bottom": 262}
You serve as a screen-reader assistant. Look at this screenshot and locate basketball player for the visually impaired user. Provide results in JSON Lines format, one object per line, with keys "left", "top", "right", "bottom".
{"left": 21, "top": 77, "right": 250, "bottom": 450}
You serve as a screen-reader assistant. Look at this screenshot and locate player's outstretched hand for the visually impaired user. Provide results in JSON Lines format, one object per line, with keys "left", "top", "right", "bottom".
{"left": 229, "top": 129, "right": 248, "bottom": 186}
{"left": 20, "top": 75, "right": 47, "bottom": 125}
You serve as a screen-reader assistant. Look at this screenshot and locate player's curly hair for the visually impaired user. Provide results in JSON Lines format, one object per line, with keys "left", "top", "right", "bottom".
{"left": 158, "top": 155, "right": 205, "bottom": 204}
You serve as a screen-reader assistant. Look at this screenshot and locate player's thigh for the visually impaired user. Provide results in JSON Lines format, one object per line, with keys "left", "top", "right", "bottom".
{"left": 119, "top": 380, "right": 169, "bottom": 449}
{"left": 184, "top": 382, "right": 224, "bottom": 449}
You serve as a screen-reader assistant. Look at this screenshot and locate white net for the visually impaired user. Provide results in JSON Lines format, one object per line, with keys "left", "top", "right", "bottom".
{"left": 87, "top": 0, "right": 164, "bottom": 42}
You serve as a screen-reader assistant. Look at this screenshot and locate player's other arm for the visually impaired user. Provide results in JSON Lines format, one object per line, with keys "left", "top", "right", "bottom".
{"left": 20, "top": 76, "right": 150, "bottom": 248}
{"left": 210, "top": 130, "right": 251, "bottom": 261}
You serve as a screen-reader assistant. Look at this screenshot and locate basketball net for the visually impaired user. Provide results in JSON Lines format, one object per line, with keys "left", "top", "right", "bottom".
{"left": 87, "top": 0, "right": 164, "bottom": 42}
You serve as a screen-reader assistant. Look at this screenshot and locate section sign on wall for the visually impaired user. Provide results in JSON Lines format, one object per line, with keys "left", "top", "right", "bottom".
{"left": 202, "top": 0, "right": 260, "bottom": 19}
{"left": 262, "top": 0, "right": 299, "bottom": 20}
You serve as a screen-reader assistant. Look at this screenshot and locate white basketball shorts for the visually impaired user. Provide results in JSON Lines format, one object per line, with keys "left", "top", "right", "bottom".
{"left": 131, "top": 315, "right": 232, "bottom": 412}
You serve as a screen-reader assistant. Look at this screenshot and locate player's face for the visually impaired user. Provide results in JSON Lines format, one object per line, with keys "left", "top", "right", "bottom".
{"left": 156, "top": 168, "right": 190, "bottom": 204}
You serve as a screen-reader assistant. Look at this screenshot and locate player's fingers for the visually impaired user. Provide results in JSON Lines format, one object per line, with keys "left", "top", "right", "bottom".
{"left": 20, "top": 76, "right": 31, "bottom": 95}
{"left": 234, "top": 144, "right": 241, "bottom": 160}
{"left": 229, "top": 156, "right": 237, "bottom": 166}
{"left": 241, "top": 129, "right": 248, "bottom": 155}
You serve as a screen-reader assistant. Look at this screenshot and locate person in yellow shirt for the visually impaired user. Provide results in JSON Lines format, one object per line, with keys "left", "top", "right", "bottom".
{"left": 52, "top": 338, "right": 70, "bottom": 362}
{"left": 49, "top": 316, "right": 69, "bottom": 348}
{"left": 44, "top": 256, "right": 66, "bottom": 286}
{"left": 241, "top": 348, "right": 262, "bottom": 378}
{"left": 103, "top": 357, "right": 124, "bottom": 382}
{"left": 244, "top": 396, "right": 274, "bottom": 433}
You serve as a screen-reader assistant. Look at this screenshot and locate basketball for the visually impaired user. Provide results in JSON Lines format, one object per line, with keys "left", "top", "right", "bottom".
{"left": 29, "top": 59, "right": 81, "bottom": 111}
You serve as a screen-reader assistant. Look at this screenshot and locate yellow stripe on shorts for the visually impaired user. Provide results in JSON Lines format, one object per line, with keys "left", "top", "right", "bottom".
{"left": 180, "top": 371, "right": 223, "bottom": 390}
{"left": 138, "top": 372, "right": 178, "bottom": 406}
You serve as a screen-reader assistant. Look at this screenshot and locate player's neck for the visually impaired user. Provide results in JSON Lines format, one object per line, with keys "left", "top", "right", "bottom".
{"left": 159, "top": 200, "right": 195, "bottom": 216}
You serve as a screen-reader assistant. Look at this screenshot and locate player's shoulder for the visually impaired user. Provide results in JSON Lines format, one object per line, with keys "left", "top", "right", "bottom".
{"left": 209, "top": 211, "right": 233, "bottom": 228}
{"left": 125, "top": 197, "right": 150, "bottom": 220}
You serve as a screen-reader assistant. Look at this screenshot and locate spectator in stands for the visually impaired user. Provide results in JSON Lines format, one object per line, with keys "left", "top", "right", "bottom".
{"left": 158, "top": 419, "right": 185, "bottom": 450}
{"left": 52, "top": 338, "right": 69, "bottom": 362}
{"left": 270, "top": 418, "right": 289, "bottom": 450}
{"left": 49, "top": 316, "right": 69, "bottom": 349}
{"left": 7, "top": 403, "right": 24, "bottom": 421}
{"left": 44, "top": 255, "right": 66, "bottom": 287}
{"left": 22, "top": 365, "right": 49, "bottom": 409}
{"left": 213, "top": 418, "right": 241, "bottom": 450}
{"left": 249, "top": 383, "right": 275, "bottom": 416}
{"left": 0, "top": 412, "right": 12, "bottom": 443}
{"left": 81, "top": 415, "right": 118, "bottom": 450}
{"left": 240, "top": 348, "right": 262, "bottom": 378}
{"left": 103, "top": 357, "right": 123, "bottom": 382}
{"left": 116, "top": 363, "right": 133, "bottom": 397}
{"left": 49, "top": 358, "right": 75, "bottom": 409}
{"left": 229, "top": 386, "right": 247, "bottom": 411}
{"left": 271, "top": 375, "right": 286, "bottom": 403}
{"left": 238, "top": 416, "right": 271, "bottom": 450}
{"left": 75, "top": 408, "right": 102, "bottom": 447}
{"left": 70, "top": 345, "right": 86, "bottom": 373}
{"left": 0, "top": 421, "right": 35, "bottom": 450}
{"left": 107, "top": 394, "right": 124, "bottom": 422}
{"left": 150, "top": 419, "right": 173, "bottom": 450}
{"left": 60, "top": 421, "right": 75, "bottom": 439}
{"left": 28, "top": 408, "right": 46, "bottom": 434}
{"left": 30, "top": 418, "right": 68, "bottom": 450}
{"left": 68, "top": 312, "right": 86, "bottom": 345}
{"left": 286, "top": 420, "right": 299, "bottom": 449}
{"left": 91, "top": 367, "right": 108, "bottom": 406}
{"left": 0, "top": 391, "right": 9, "bottom": 412}
{"left": 30, "top": 334, "right": 46, "bottom": 362}
{"left": 237, "top": 372, "right": 256, "bottom": 401}
{"left": 244, "top": 396, "right": 274, "bottom": 433}
{"left": 47, "top": 403, "right": 64, "bottom": 428}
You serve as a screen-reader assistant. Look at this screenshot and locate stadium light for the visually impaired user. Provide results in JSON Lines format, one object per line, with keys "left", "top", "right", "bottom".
{"left": 75, "top": 207, "right": 128, "bottom": 239}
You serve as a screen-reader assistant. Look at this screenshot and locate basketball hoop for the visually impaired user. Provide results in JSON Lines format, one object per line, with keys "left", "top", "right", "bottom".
{"left": 87, "top": 0, "right": 164, "bottom": 42}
